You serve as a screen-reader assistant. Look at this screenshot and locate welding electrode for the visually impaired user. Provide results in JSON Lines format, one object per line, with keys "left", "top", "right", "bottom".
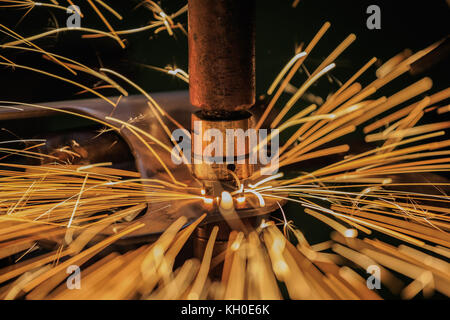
{"left": 188, "top": 0, "right": 256, "bottom": 183}
{"left": 188, "top": 0, "right": 256, "bottom": 118}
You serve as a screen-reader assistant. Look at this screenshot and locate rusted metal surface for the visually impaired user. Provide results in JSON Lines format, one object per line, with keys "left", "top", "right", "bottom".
{"left": 188, "top": 0, "right": 256, "bottom": 116}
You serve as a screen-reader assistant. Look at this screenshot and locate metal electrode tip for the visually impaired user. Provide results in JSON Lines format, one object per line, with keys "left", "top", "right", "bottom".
{"left": 191, "top": 110, "right": 255, "bottom": 182}
{"left": 220, "top": 191, "right": 234, "bottom": 211}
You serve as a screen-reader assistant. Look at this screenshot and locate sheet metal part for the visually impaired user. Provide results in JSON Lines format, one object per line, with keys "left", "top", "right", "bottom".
{"left": 0, "top": 92, "right": 280, "bottom": 241}
{"left": 0, "top": 92, "right": 198, "bottom": 239}
{"left": 0, "top": 1, "right": 277, "bottom": 242}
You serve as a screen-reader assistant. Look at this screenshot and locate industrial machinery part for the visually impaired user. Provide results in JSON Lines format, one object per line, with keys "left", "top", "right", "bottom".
{"left": 188, "top": 0, "right": 256, "bottom": 115}
{"left": 0, "top": 93, "right": 280, "bottom": 243}
{"left": 188, "top": 0, "right": 257, "bottom": 186}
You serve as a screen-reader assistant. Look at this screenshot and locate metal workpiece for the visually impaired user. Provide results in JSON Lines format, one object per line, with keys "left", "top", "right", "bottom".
{"left": 0, "top": 92, "right": 201, "bottom": 239}
{"left": 188, "top": 0, "right": 256, "bottom": 114}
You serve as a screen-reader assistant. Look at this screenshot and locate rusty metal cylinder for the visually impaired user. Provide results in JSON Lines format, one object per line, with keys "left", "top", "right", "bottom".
{"left": 188, "top": 0, "right": 256, "bottom": 116}
{"left": 191, "top": 110, "right": 255, "bottom": 182}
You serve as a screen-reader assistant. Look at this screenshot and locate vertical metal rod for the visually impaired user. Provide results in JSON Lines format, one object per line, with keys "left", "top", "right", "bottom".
{"left": 188, "top": 0, "right": 256, "bottom": 118}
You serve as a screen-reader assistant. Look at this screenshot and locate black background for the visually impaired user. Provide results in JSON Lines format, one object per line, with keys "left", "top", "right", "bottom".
{"left": 0, "top": 0, "right": 448, "bottom": 103}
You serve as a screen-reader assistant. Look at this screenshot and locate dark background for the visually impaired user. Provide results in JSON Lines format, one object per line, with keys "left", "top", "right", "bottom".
{"left": 0, "top": 0, "right": 449, "bottom": 102}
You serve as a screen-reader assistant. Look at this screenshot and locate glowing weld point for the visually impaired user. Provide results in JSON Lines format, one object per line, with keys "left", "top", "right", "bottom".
{"left": 200, "top": 189, "right": 206, "bottom": 196}
{"left": 220, "top": 191, "right": 234, "bottom": 211}
{"left": 236, "top": 196, "right": 245, "bottom": 204}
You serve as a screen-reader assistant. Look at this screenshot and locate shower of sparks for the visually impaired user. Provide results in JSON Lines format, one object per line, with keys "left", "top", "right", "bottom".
{"left": 0, "top": 0, "right": 186, "bottom": 45}
{"left": 0, "top": 1, "right": 449, "bottom": 300}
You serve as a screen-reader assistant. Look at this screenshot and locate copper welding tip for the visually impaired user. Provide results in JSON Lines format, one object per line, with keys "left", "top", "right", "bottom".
{"left": 191, "top": 110, "right": 255, "bottom": 182}
{"left": 188, "top": 0, "right": 256, "bottom": 116}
